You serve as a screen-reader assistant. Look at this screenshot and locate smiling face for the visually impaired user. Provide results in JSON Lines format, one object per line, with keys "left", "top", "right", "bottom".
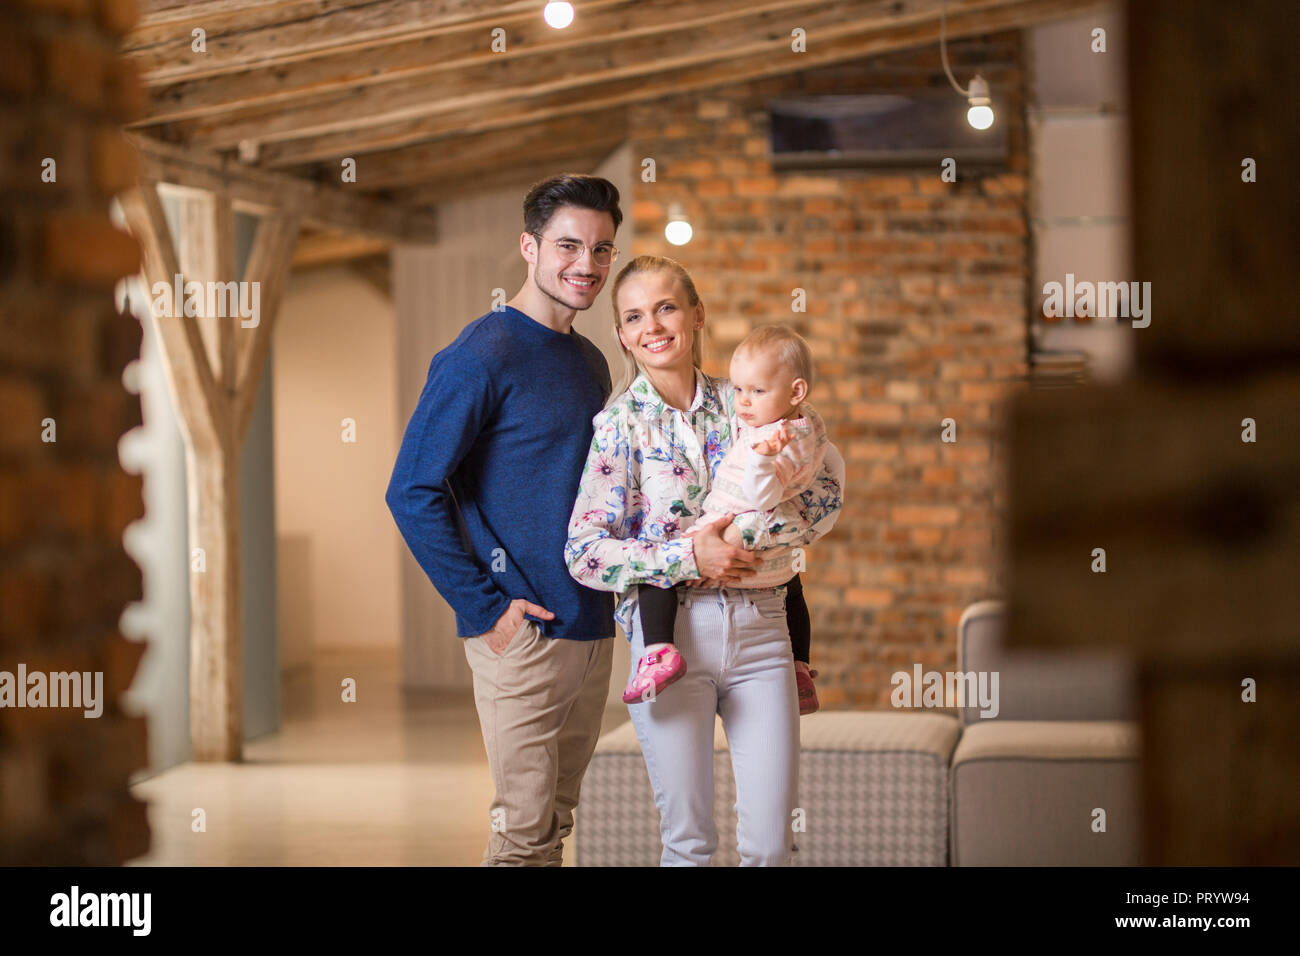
{"left": 614, "top": 270, "right": 703, "bottom": 376}
{"left": 524, "top": 205, "right": 616, "bottom": 312}
{"left": 729, "top": 345, "right": 806, "bottom": 427}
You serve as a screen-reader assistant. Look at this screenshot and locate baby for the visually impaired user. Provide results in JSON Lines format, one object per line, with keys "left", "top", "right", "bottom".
{"left": 626, "top": 324, "right": 832, "bottom": 714}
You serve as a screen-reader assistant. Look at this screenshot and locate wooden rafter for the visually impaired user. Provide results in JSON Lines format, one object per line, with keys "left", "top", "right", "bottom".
{"left": 234, "top": 212, "right": 302, "bottom": 438}
{"left": 393, "top": 147, "right": 624, "bottom": 209}
{"left": 126, "top": 0, "right": 550, "bottom": 80}
{"left": 155, "top": 0, "right": 1011, "bottom": 151}
{"left": 118, "top": 183, "right": 226, "bottom": 452}
{"left": 229, "top": 0, "right": 1102, "bottom": 168}
{"left": 291, "top": 231, "right": 393, "bottom": 268}
{"left": 313, "top": 113, "right": 629, "bottom": 190}
{"left": 129, "top": 134, "right": 438, "bottom": 241}
{"left": 132, "top": 0, "right": 824, "bottom": 122}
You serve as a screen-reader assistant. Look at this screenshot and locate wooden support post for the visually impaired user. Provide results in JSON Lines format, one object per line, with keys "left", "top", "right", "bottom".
{"left": 120, "top": 182, "right": 300, "bottom": 762}
{"left": 1004, "top": 0, "right": 1300, "bottom": 863}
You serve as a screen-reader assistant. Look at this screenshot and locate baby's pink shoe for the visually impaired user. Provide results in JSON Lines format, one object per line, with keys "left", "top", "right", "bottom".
{"left": 623, "top": 643, "right": 686, "bottom": 703}
{"left": 795, "top": 661, "right": 820, "bottom": 715}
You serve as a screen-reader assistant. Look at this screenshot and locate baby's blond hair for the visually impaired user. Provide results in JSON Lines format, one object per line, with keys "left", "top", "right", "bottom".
{"left": 734, "top": 324, "right": 815, "bottom": 391}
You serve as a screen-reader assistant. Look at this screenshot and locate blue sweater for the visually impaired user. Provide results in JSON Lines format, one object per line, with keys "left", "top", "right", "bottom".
{"left": 386, "top": 306, "right": 615, "bottom": 641}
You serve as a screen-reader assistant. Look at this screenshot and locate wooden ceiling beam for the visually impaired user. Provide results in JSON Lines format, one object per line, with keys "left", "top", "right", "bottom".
{"left": 117, "top": 183, "right": 226, "bottom": 452}
{"left": 303, "top": 113, "right": 629, "bottom": 190}
{"left": 129, "top": 134, "right": 439, "bottom": 242}
{"left": 292, "top": 231, "right": 393, "bottom": 268}
{"left": 251, "top": 0, "right": 1102, "bottom": 167}
{"left": 235, "top": 211, "right": 302, "bottom": 438}
{"left": 135, "top": 0, "right": 823, "bottom": 123}
{"left": 392, "top": 147, "right": 620, "bottom": 208}
{"left": 125, "top": 0, "right": 599, "bottom": 82}
{"left": 166, "top": 0, "right": 949, "bottom": 150}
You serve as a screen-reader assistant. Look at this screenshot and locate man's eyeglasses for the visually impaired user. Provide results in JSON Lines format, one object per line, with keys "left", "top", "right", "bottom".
{"left": 531, "top": 233, "right": 619, "bottom": 267}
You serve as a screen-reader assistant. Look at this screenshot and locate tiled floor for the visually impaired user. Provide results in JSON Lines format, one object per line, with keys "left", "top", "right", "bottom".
{"left": 127, "top": 647, "right": 630, "bottom": 866}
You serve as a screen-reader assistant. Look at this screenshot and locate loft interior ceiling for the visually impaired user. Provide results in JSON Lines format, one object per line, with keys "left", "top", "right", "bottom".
{"left": 123, "top": 0, "right": 1105, "bottom": 229}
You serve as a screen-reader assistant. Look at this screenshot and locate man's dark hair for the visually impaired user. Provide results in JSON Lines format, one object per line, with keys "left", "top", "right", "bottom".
{"left": 523, "top": 174, "right": 623, "bottom": 236}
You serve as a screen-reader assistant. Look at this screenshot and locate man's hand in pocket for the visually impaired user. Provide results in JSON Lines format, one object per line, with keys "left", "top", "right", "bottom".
{"left": 480, "top": 598, "right": 555, "bottom": 656}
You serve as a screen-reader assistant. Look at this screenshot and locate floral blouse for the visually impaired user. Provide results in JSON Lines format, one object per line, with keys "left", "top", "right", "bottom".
{"left": 565, "top": 369, "right": 844, "bottom": 633}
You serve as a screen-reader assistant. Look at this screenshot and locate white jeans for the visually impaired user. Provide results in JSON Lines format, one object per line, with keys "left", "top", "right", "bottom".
{"left": 626, "top": 586, "right": 800, "bottom": 866}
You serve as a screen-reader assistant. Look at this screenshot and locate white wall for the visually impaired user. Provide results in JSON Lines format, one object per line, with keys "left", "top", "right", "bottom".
{"left": 272, "top": 265, "right": 402, "bottom": 661}
{"left": 1027, "top": 6, "right": 1135, "bottom": 382}
{"left": 392, "top": 144, "right": 635, "bottom": 691}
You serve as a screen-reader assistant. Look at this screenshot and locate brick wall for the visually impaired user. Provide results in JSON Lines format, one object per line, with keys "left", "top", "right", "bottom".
{"left": 0, "top": 0, "right": 150, "bottom": 863}
{"left": 629, "top": 33, "right": 1030, "bottom": 709}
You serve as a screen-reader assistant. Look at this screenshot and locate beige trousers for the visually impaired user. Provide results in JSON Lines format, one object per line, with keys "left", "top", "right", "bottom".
{"left": 463, "top": 620, "right": 614, "bottom": 866}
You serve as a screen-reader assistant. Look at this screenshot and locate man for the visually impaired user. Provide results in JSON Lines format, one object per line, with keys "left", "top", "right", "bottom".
{"left": 386, "top": 173, "right": 761, "bottom": 866}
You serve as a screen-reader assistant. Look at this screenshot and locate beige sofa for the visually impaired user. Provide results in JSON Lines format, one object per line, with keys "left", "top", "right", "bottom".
{"left": 575, "top": 600, "right": 1142, "bottom": 866}
{"left": 949, "top": 600, "right": 1142, "bottom": 865}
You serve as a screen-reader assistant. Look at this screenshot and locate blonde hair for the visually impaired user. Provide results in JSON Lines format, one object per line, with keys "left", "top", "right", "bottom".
{"left": 734, "top": 324, "right": 815, "bottom": 391}
{"left": 608, "top": 255, "right": 705, "bottom": 400}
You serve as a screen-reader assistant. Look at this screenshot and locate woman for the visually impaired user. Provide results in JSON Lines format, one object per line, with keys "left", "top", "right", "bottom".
{"left": 565, "top": 255, "right": 844, "bottom": 865}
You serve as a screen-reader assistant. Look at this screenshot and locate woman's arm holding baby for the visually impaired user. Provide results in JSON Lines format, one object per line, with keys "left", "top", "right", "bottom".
{"left": 566, "top": 411, "right": 760, "bottom": 592}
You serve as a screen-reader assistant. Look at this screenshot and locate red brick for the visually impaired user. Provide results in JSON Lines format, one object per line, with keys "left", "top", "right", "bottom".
{"left": 697, "top": 99, "right": 730, "bottom": 120}
{"left": 778, "top": 176, "right": 842, "bottom": 197}
{"left": 946, "top": 445, "right": 991, "bottom": 464}
{"left": 0, "top": 29, "right": 39, "bottom": 95}
{"left": 735, "top": 176, "right": 778, "bottom": 196}
{"left": 847, "top": 441, "right": 899, "bottom": 461}
{"left": 891, "top": 505, "right": 961, "bottom": 526}
{"left": 911, "top": 527, "right": 944, "bottom": 546}
{"left": 15, "top": 0, "right": 91, "bottom": 14}
{"left": 917, "top": 177, "right": 954, "bottom": 196}
{"left": 752, "top": 238, "right": 794, "bottom": 255}
{"left": 631, "top": 200, "right": 662, "bottom": 221}
{"left": 105, "top": 50, "right": 147, "bottom": 121}
{"left": 845, "top": 588, "right": 894, "bottom": 608}
{"left": 940, "top": 240, "right": 990, "bottom": 258}
{"left": 52, "top": 380, "right": 139, "bottom": 453}
{"left": 0, "top": 377, "right": 47, "bottom": 453}
{"left": 860, "top": 176, "right": 915, "bottom": 196}
{"left": 939, "top": 361, "right": 988, "bottom": 381}
{"left": 0, "top": 564, "right": 56, "bottom": 645}
{"left": 41, "top": 34, "right": 109, "bottom": 110}
{"left": 960, "top": 381, "right": 1017, "bottom": 401}
{"left": 849, "top": 402, "right": 903, "bottom": 423}
{"left": 668, "top": 158, "right": 715, "bottom": 178}
{"left": 91, "top": 127, "right": 140, "bottom": 196}
{"left": 982, "top": 173, "right": 1027, "bottom": 197}
{"left": 922, "top": 466, "right": 958, "bottom": 485}
{"left": 41, "top": 212, "right": 140, "bottom": 287}
{"left": 97, "top": 0, "right": 140, "bottom": 34}
{"left": 96, "top": 467, "right": 143, "bottom": 537}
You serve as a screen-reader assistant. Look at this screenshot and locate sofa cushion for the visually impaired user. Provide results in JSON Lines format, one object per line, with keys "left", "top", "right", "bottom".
{"left": 578, "top": 711, "right": 960, "bottom": 866}
{"left": 958, "top": 599, "right": 1137, "bottom": 724}
{"left": 952, "top": 719, "right": 1139, "bottom": 762}
{"left": 950, "top": 719, "right": 1141, "bottom": 866}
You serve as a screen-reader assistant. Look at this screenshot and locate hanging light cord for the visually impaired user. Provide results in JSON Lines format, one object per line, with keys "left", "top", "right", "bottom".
{"left": 939, "top": 0, "right": 970, "bottom": 97}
